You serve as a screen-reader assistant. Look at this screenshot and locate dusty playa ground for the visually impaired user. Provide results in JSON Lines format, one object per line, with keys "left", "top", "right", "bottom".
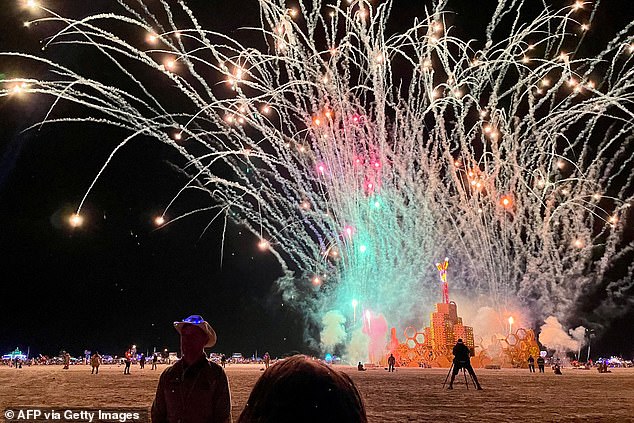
{"left": 1, "top": 364, "right": 633, "bottom": 422}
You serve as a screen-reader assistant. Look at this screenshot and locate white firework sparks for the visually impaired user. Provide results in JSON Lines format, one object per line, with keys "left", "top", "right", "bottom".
{"left": 2, "top": 0, "right": 633, "bottom": 355}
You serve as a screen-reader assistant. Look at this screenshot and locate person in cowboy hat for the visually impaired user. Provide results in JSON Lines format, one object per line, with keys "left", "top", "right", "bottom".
{"left": 152, "top": 315, "right": 232, "bottom": 423}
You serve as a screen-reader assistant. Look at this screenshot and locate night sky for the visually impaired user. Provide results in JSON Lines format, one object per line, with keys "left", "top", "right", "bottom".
{"left": 1, "top": 0, "right": 633, "bottom": 359}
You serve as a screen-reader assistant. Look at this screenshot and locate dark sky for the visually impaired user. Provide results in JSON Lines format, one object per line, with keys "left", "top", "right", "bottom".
{"left": 1, "top": 0, "right": 633, "bottom": 359}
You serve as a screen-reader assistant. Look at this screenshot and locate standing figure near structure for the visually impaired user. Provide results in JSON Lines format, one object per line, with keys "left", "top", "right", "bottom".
{"left": 537, "top": 356, "right": 545, "bottom": 373}
{"left": 528, "top": 355, "right": 535, "bottom": 373}
{"left": 448, "top": 339, "right": 482, "bottom": 390}
{"left": 387, "top": 354, "right": 396, "bottom": 372}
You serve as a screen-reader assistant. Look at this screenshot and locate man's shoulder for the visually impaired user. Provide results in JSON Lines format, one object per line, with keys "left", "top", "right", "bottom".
{"left": 158, "top": 361, "right": 182, "bottom": 379}
{"left": 205, "top": 360, "right": 226, "bottom": 376}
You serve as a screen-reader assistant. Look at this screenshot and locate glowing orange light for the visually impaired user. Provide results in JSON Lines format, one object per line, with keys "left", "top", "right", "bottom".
{"left": 11, "top": 82, "right": 27, "bottom": 94}
{"left": 312, "top": 276, "right": 321, "bottom": 286}
{"left": 574, "top": 239, "right": 584, "bottom": 248}
{"left": 500, "top": 196, "right": 512, "bottom": 207}
{"left": 165, "top": 59, "right": 176, "bottom": 71}
{"left": 154, "top": 216, "right": 165, "bottom": 226}
{"left": 258, "top": 240, "right": 269, "bottom": 250}
{"left": 69, "top": 213, "right": 83, "bottom": 228}
{"left": 173, "top": 132, "right": 182, "bottom": 141}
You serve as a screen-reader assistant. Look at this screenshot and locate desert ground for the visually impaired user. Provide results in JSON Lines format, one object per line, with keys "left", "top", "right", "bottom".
{"left": 1, "top": 364, "right": 633, "bottom": 422}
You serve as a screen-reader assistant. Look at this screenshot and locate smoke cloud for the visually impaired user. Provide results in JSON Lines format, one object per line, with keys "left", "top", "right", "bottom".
{"left": 538, "top": 316, "right": 586, "bottom": 354}
{"left": 320, "top": 310, "right": 347, "bottom": 350}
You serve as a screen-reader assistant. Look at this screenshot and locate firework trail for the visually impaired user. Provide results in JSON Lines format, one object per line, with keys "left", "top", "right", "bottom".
{"left": 2, "top": 0, "right": 633, "bottom": 358}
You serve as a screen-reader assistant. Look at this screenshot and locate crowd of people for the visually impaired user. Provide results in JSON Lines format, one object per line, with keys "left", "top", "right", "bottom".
{"left": 5, "top": 314, "right": 629, "bottom": 422}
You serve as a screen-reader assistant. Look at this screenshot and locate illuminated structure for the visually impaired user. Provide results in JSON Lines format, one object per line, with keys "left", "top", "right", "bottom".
{"left": 390, "top": 300, "right": 475, "bottom": 368}
{"left": 2, "top": 348, "right": 27, "bottom": 361}
{"left": 388, "top": 265, "right": 474, "bottom": 368}
{"left": 473, "top": 328, "right": 541, "bottom": 368}
{"left": 436, "top": 257, "right": 450, "bottom": 304}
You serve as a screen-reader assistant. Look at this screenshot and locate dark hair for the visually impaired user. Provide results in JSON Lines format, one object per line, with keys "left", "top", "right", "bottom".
{"left": 237, "top": 355, "right": 367, "bottom": 423}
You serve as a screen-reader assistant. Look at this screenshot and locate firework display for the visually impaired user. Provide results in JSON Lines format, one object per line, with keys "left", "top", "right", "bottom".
{"left": 2, "top": 0, "right": 633, "bottom": 361}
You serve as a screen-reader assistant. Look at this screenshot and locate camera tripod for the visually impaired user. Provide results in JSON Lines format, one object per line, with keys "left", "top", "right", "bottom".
{"left": 442, "top": 363, "right": 477, "bottom": 390}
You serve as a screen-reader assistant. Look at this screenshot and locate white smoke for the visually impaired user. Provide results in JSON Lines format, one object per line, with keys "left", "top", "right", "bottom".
{"left": 538, "top": 316, "right": 586, "bottom": 354}
{"left": 320, "top": 310, "right": 347, "bottom": 349}
{"left": 345, "top": 328, "right": 369, "bottom": 364}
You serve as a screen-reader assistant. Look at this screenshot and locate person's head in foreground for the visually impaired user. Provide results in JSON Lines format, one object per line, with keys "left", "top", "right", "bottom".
{"left": 237, "top": 355, "right": 367, "bottom": 423}
{"left": 174, "top": 314, "right": 217, "bottom": 365}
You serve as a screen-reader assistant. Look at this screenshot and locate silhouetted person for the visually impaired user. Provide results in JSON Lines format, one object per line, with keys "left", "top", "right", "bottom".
{"left": 387, "top": 354, "right": 396, "bottom": 372}
{"left": 263, "top": 352, "right": 271, "bottom": 369}
{"left": 237, "top": 355, "right": 367, "bottom": 423}
{"left": 537, "top": 356, "right": 545, "bottom": 373}
{"left": 553, "top": 363, "right": 562, "bottom": 375}
{"left": 357, "top": 362, "right": 366, "bottom": 371}
{"left": 123, "top": 348, "right": 132, "bottom": 374}
{"left": 448, "top": 339, "right": 482, "bottom": 390}
{"left": 152, "top": 315, "right": 231, "bottom": 423}
{"left": 91, "top": 352, "right": 101, "bottom": 374}
{"left": 139, "top": 354, "right": 146, "bottom": 369}
{"left": 151, "top": 354, "right": 158, "bottom": 370}
{"left": 221, "top": 354, "right": 227, "bottom": 368}
{"left": 63, "top": 352, "right": 70, "bottom": 370}
{"left": 528, "top": 355, "right": 535, "bottom": 373}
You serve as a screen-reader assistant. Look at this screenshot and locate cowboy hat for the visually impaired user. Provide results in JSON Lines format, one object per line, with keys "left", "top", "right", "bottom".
{"left": 174, "top": 315, "right": 217, "bottom": 348}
